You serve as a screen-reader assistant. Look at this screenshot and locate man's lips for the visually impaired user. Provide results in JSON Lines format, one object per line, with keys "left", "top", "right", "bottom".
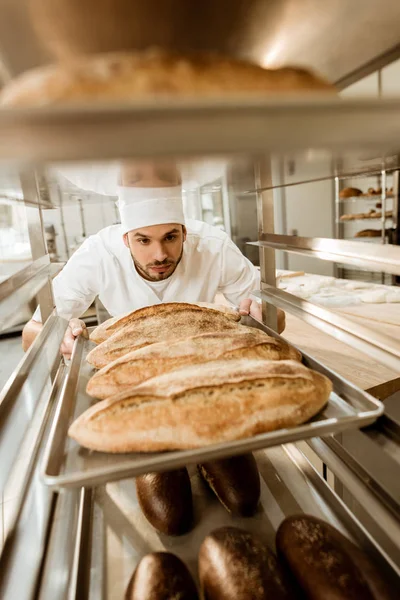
{"left": 150, "top": 264, "right": 172, "bottom": 272}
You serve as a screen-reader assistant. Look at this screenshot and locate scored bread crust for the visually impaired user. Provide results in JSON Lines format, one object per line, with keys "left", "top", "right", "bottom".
{"left": 86, "top": 306, "right": 242, "bottom": 369}
{"left": 90, "top": 302, "right": 240, "bottom": 345}
{"left": 86, "top": 328, "right": 302, "bottom": 399}
{"left": 0, "top": 49, "right": 334, "bottom": 107}
{"left": 68, "top": 359, "right": 332, "bottom": 453}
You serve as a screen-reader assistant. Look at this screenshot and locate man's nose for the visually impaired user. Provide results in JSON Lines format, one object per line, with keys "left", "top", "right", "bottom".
{"left": 153, "top": 243, "right": 168, "bottom": 262}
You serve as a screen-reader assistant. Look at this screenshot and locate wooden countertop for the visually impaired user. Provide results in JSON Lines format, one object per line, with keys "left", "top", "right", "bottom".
{"left": 283, "top": 313, "right": 399, "bottom": 393}
{"left": 215, "top": 292, "right": 400, "bottom": 397}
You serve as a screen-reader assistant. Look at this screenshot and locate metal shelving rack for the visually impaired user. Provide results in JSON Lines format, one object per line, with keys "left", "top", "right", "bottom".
{"left": 334, "top": 167, "right": 399, "bottom": 283}
{"left": 0, "top": 98, "right": 400, "bottom": 598}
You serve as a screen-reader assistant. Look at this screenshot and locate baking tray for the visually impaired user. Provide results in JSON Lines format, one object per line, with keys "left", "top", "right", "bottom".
{"left": 40, "top": 316, "right": 384, "bottom": 489}
{"left": 85, "top": 445, "right": 399, "bottom": 599}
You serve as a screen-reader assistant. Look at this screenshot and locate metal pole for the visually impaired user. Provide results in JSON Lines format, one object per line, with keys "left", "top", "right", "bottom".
{"left": 20, "top": 171, "right": 54, "bottom": 323}
{"left": 381, "top": 169, "right": 387, "bottom": 284}
{"left": 255, "top": 157, "right": 277, "bottom": 331}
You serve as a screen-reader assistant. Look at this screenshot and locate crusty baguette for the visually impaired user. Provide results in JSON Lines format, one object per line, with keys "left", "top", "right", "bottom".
{"left": 90, "top": 302, "right": 240, "bottom": 344}
{"left": 86, "top": 306, "right": 242, "bottom": 369}
{"left": 69, "top": 359, "right": 331, "bottom": 453}
{"left": 0, "top": 49, "right": 333, "bottom": 107}
{"left": 86, "top": 328, "right": 302, "bottom": 399}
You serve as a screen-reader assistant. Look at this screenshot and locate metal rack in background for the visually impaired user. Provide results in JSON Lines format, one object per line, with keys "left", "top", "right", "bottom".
{"left": 0, "top": 98, "right": 400, "bottom": 598}
{"left": 333, "top": 167, "right": 399, "bottom": 283}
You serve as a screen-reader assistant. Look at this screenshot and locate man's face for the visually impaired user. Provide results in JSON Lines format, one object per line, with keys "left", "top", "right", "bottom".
{"left": 123, "top": 223, "right": 186, "bottom": 282}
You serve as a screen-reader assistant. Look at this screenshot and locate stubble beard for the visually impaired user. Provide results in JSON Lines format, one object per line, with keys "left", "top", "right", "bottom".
{"left": 132, "top": 246, "right": 184, "bottom": 282}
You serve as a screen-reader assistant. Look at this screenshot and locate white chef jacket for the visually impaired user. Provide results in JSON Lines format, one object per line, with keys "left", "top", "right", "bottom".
{"left": 34, "top": 219, "right": 259, "bottom": 322}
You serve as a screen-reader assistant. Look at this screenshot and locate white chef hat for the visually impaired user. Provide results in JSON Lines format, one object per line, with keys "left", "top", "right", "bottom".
{"left": 117, "top": 186, "right": 185, "bottom": 234}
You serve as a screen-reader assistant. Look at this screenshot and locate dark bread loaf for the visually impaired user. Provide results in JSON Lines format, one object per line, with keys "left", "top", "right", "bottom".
{"left": 276, "top": 515, "right": 377, "bottom": 599}
{"left": 126, "top": 552, "right": 198, "bottom": 599}
{"left": 198, "top": 453, "right": 260, "bottom": 516}
{"left": 136, "top": 468, "right": 193, "bottom": 536}
{"left": 199, "top": 526, "right": 295, "bottom": 600}
{"left": 305, "top": 517, "right": 393, "bottom": 600}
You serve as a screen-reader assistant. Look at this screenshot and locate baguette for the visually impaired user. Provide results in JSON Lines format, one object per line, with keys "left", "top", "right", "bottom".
{"left": 198, "top": 453, "right": 260, "bottom": 516}
{"left": 135, "top": 468, "right": 193, "bottom": 536}
{"left": 90, "top": 302, "right": 240, "bottom": 344}
{"left": 1, "top": 49, "right": 333, "bottom": 107}
{"left": 126, "top": 552, "right": 198, "bottom": 600}
{"left": 86, "top": 306, "right": 242, "bottom": 369}
{"left": 69, "top": 359, "right": 331, "bottom": 453}
{"left": 86, "top": 328, "right": 302, "bottom": 399}
{"left": 276, "top": 515, "right": 377, "bottom": 599}
{"left": 199, "top": 526, "right": 295, "bottom": 600}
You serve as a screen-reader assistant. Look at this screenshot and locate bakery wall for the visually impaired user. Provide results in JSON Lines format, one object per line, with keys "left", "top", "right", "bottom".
{"left": 281, "top": 155, "right": 335, "bottom": 276}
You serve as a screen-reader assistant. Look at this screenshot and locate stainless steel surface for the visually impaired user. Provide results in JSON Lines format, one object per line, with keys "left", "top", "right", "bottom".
{"left": 250, "top": 232, "right": 400, "bottom": 275}
{"left": 67, "top": 445, "right": 399, "bottom": 599}
{"left": 308, "top": 437, "right": 400, "bottom": 567}
{"left": 0, "top": 313, "right": 67, "bottom": 491}
{"left": 40, "top": 319, "right": 383, "bottom": 490}
{"left": 0, "top": 363, "right": 65, "bottom": 563}
{"left": 3, "top": 99, "right": 400, "bottom": 164}
{"left": 255, "top": 159, "right": 277, "bottom": 330}
{"left": 23, "top": 173, "right": 55, "bottom": 322}
{"left": 1, "top": 0, "right": 400, "bottom": 84}
{"left": 253, "top": 286, "right": 400, "bottom": 372}
{"left": 38, "top": 487, "right": 82, "bottom": 600}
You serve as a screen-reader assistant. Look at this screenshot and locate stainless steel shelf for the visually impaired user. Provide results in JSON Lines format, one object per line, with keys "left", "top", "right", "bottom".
{"left": 250, "top": 233, "right": 400, "bottom": 275}
{"left": 38, "top": 444, "right": 400, "bottom": 599}
{"left": 0, "top": 256, "right": 52, "bottom": 332}
{"left": 253, "top": 286, "right": 400, "bottom": 372}
{"left": 40, "top": 318, "right": 383, "bottom": 490}
{"left": 1, "top": 98, "right": 400, "bottom": 166}
{"left": 339, "top": 217, "right": 393, "bottom": 223}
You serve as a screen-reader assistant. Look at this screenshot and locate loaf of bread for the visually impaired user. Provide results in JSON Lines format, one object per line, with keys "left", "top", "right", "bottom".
{"left": 198, "top": 453, "right": 260, "bottom": 516}
{"left": 199, "top": 526, "right": 295, "bottom": 600}
{"left": 339, "top": 187, "right": 363, "bottom": 198}
{"left": 68, "top": 359, "right": 331, "bottom": 453}
{"left": 276, "top": 515, "right": 380, "bottom": 599}
{"left": 0, "top": 49, "right": 334, "bottom": 107}
{"left": 90, "top": 302, "right": 240, "bottom": 345}
{"left": 86, "top": 328, "right": 302, "bottom": 399}
{"left": 86, "top": 305, "right": 242, "bottom": 369}
{"left": 135, "top": 468, "right": 193, "bottom": 536}
{"left": 126, "top": 552, "right": 198, "bottom": 600}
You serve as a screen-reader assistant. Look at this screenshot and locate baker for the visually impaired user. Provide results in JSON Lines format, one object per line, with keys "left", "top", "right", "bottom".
{"left": 22, "top": 161, "right": 285, "bottom": 356}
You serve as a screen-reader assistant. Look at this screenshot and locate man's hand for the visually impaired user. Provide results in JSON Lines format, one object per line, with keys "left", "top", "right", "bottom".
{"left": 238, "top": 299, "right": 286, "bottom": 334}
{"left": 60, "top": 318, "right": 88, "bottom": 360}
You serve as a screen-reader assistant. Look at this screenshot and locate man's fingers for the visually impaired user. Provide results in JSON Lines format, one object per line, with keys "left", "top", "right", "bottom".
{"left": 239, "top": 298, "right": 252, "bottom": 315}
{"left": 69, "top": 318, "right": 87, "bottom": 337}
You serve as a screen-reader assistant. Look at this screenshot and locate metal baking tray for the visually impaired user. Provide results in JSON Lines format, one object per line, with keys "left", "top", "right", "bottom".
{"left": 40, "top": 444, "right": 400, "bottom": 599}
{"left": 40, "top": 316, "right": 384, "bottom": 489}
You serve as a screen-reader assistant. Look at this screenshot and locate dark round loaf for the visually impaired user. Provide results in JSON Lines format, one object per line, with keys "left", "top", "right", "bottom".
{"left": 197, "top": 453, "right": 260, "bottom": 516}
{"left": 126, "top": 552, "right": 199, "bottom": 599}
{"left": 136, "top": 468, "right": 193, "bottom": 536}
{"left": 199, "top": 526, "right": 296, "bottom": 600}
{"left": 276, "top": 515, "right": 376, "bottom": 600}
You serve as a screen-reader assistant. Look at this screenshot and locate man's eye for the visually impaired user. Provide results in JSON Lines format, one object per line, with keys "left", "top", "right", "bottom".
{"left": 165, "top": 235, "right": 176, "bottom": 242}
{"left": 138, "top": 238, "right": 150, "bottom": 245}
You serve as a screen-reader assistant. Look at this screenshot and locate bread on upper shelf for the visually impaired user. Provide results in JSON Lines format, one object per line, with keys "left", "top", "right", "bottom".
{"left": 0, "top": 49, "right": 334, "bottom": 107}
{"left": 339, "top": 187, "right": 363, "bottom": 198}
